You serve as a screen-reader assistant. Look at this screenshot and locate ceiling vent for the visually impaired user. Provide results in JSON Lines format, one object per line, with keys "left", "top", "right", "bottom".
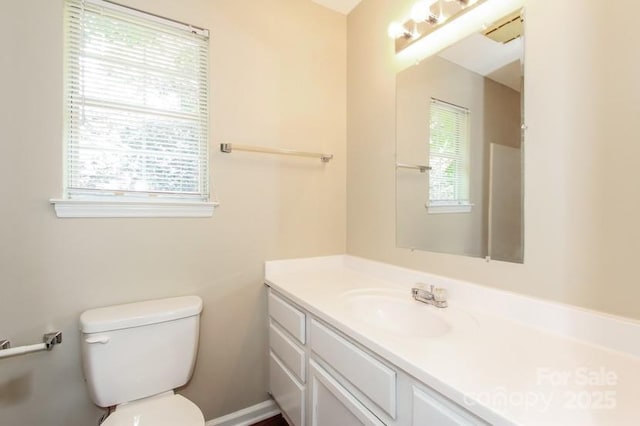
{"left": 483, "top": 12, "right": 522, "bottom": 44}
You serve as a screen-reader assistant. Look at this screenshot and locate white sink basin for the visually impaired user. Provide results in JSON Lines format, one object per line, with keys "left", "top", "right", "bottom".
{"left": 340, "top": 288, "right": 474, "bottom": 338}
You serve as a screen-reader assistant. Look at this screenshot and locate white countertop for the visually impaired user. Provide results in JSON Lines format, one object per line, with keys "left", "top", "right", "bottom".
{"left": 265, "top": 255, "right": 640, "bottom": 426}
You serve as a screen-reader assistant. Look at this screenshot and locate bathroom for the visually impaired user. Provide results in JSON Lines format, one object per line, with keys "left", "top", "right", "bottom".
{"left": 1, "top": 0, "right": 639, "bottom": 425}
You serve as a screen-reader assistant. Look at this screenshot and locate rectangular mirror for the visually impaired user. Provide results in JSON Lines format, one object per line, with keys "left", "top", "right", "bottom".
{"left": 396, "top": 10, "right": 524, "bottom": 263}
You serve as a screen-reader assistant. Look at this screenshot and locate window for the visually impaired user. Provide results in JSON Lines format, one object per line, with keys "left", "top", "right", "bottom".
{"left": 427, "top": 98, "right": 471, "bottom": 214}
{"left": 53, "top": 0, "right": 215, "bottom": 217}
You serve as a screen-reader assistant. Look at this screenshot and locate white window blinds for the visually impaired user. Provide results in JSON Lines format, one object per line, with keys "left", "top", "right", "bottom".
{"left": 428, "top": 98, "right": 470, "bottom": 207}
{"left": 63, "top": 0, "right": 210, "bottom": 201}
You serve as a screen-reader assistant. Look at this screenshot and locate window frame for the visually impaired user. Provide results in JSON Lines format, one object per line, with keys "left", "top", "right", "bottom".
{"left": 51, "top": 0, "right": 217, "bottom": 218}
{"left": 426, "top": 98, "right": 473, "bottom": 214}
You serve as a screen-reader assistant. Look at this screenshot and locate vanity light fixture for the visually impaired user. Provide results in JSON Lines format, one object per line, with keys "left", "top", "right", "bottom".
{"left": 389, "top": 0, "right": 524, "bottom": 58}
{"left": 388, "top": 0, "right": 438, "bottom": 42}
{"left": 389, "top": 0, "right": 487, "bottom": 51}
{"left": 387, "top": 21, "right": 413, "bottom": 40}
{"left": 410, "top": 1, "right": 439, "bottom": 25}
{"left": 455, "top": 0, "right": 480, "bottom": 7}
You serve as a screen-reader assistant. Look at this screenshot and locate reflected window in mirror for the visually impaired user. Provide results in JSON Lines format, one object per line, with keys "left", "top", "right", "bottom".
{"left": 428, "top": 99, "right": 471, "bottom": 214}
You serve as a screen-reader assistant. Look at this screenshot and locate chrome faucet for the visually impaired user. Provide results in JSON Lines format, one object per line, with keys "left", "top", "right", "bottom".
{"left": 411, "top": 284, "right": 448, "bottom": 308}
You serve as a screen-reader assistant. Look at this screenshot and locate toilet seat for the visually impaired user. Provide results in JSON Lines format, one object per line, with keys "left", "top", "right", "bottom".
{"left": 102, "top": 393, "right": 204, "bottom": 426}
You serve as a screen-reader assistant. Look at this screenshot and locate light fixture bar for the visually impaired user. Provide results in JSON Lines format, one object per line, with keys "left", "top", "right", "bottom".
{"left": 392, "top": 0, "right": 525, "bottom": 60}
{"left": 395, "top": 0, "right": 488, "bottom": 54}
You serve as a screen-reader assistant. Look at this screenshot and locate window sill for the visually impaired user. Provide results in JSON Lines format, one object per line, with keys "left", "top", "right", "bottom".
{"left": 50, "top": 199, "right": 219, "bottom": 218}
{"left": 425, "top": 203, "right": 473, "bottom": 214}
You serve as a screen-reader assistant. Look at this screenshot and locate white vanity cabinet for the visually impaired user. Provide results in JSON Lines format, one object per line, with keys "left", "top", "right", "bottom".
{"left": 268, "top": 290, "right": 307, "bottom": 425}
{"left": 411, "top": 385, "right": 490, "bottom": 426}
{"left": 309, "top": 359, "right": 385, "bottom": 426}
{"left": 267, "top": 288, "right": 489, "bottom": 426}
{"left": 309, "top": 319, "right": 397, "bottom": 419}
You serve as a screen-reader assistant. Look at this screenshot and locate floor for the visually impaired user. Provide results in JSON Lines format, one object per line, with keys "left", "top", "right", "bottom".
{"left": 251, "top": 414, "right": 288, "bottom": 426}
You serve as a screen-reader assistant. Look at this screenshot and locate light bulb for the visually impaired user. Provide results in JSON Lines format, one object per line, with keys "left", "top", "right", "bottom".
{"left": 411, "top": 2, "right": 431, "bottom": 22}
{"left": 387, "top": 21, "right": 408, "bottom": 39}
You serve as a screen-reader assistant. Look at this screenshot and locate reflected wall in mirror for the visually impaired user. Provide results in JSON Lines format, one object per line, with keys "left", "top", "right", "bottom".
{"left": 396, "top": 11, "right": 524, "bottom": 263}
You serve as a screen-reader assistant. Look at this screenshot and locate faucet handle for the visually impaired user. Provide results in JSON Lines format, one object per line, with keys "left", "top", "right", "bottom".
{"left": 433, "top": 287, "right": 447, "bottom": 302}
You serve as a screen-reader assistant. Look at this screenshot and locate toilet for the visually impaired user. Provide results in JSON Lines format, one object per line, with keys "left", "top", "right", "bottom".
{"left": 79, "top": 296, "right": 205, "bottom": 426}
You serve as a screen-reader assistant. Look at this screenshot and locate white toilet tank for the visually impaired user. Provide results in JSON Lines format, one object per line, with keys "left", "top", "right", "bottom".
{"left": 80, "top": 296, "right": 203, "bottom": 407}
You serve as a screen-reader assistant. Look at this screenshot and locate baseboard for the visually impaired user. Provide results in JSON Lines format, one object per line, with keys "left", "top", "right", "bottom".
{"left": 206, "top": 399, "right": 281, "bottom": 426}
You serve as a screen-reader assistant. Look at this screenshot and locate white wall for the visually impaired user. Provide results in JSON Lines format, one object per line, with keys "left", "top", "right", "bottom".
{"left": 0, "top": 1, "right": 346, "bottom": 425}
{"left": 347, "top": 0, "right": 640, "bottom": 319}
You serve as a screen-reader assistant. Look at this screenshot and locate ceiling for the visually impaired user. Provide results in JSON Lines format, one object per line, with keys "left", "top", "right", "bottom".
{"left": 311, "top": 0, "right": 363, "bottom": 14}
{"left": 438, "top": 35, "right": 523, "bottom": 92}
{"left": 437, "top": 10, "right": 523, "bottom": 92}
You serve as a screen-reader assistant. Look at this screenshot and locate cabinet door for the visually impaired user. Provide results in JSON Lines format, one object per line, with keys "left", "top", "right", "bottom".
{"left": 309, "top": 360, "right": 385, "bottom": 426}
{"left": 412, "top": 386, "right": 488, "bottom": 426}
{"left": 310, "top": 319, "right": 396, "bottom": 417}
{"left": 270, "top": 352, "right": 305, "bottom": 426}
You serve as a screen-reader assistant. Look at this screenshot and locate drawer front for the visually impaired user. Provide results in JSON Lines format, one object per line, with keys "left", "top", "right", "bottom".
{"left": 270, "top": 321, "right": 306, "bottom": 383}
{"left": 269, "top": 290, "right": 306, "bottom": 344}
{"left": 310, "top": 360, "right": 385, "bottom": 426}
{"left": 270, "top": 351, "right": 305, "bottom": 426}
{"left": 310, "top": 319, "right": 396, "bottom": 418}
{"left": 412, "top": 386, "right": 489, "bottom": 426}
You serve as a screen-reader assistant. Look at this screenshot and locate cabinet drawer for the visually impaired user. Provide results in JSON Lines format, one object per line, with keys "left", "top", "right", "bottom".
{"left": 270, "top": 321, "right": 306, "bottom": 383}
{"left": 310, "top": 319, "right": 396, "bottom": 418}
{"left": 270, "top": 351, "right": 305, "bottom": 426}
{"left": 412, "top": 386, "right": 489, "bottom": 426}
{"left": 269, "top": 290, "right": 306, "bottom": 344}
{"left": 310, "top": 360, "right": 385, "bottom": 426}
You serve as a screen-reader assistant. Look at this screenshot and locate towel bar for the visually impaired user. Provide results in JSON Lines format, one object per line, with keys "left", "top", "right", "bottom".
{"left": 0, "top": 331, "right": 62, "bottom": 359}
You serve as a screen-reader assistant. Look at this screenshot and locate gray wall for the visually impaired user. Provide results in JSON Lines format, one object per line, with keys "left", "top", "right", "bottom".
{"left": 0, "top": 1, "right": 346, "bottom": 425}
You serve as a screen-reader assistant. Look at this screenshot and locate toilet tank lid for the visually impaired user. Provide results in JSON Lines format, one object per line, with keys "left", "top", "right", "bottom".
{"left": 80, "top": 296, "right": 203, "bottom": 333}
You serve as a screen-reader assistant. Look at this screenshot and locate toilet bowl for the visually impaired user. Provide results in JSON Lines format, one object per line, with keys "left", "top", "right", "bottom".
{"left": 80, "top": 296, "right": 205, "bottom": 425}
{"left": 101, "top": 392, "right": 204, "bottom": 426}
